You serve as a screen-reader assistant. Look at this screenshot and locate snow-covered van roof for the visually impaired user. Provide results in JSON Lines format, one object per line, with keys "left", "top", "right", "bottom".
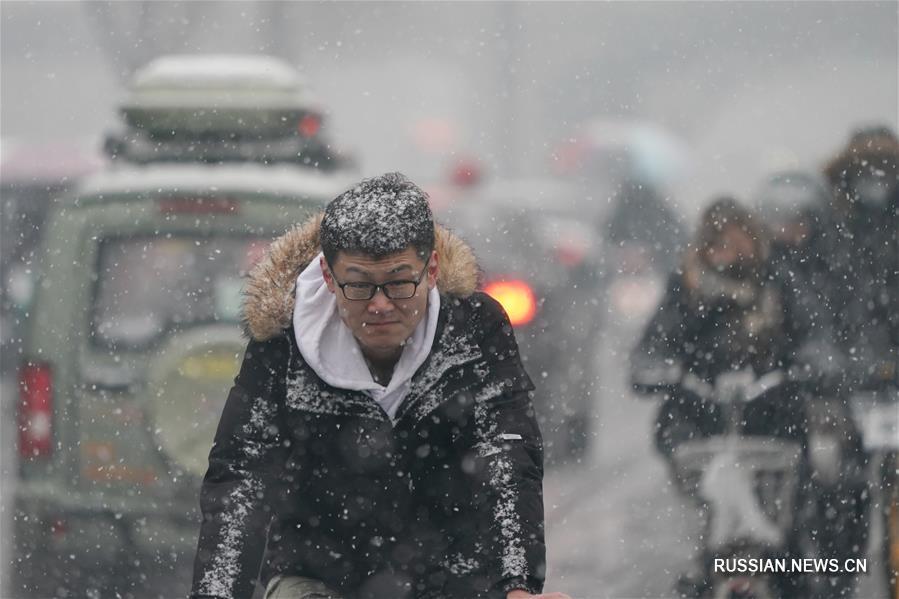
{"left": 124, "top": 54, "right": 315, "bottom": 111}
{"left": 75, "top": 162, "right": 352, "bottom": 204}
{"left": 119, "top": 54, "right": 322, "bottom": 136}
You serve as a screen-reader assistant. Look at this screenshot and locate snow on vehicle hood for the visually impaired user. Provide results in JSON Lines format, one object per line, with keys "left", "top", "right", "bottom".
{"left": 241, "top": 212, "right": 480, "bottom": 342}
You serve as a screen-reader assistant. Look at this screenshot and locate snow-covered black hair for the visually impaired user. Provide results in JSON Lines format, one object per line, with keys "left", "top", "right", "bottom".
{"left": 320, "top": 172, "right": 435, "bottom": 266}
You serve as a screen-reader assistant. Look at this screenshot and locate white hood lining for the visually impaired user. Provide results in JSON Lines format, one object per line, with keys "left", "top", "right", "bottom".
{"left": 292, "top": 253, "right": 440, "bottom": 422}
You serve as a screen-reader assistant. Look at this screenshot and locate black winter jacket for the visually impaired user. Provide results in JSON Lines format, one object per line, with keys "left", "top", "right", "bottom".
{"left": 190, "top": 217, "right": 545, "bottom": 599}
{"left": 631, "top": 269, "right": 810, "bottom": 385}
{"left": 630, "top": 265, "right": 826, "bottom": 455}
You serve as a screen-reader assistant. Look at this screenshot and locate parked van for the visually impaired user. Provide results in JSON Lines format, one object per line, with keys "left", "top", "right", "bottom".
{"left": 11, "top": 55, "right": 353, "bottom": 598}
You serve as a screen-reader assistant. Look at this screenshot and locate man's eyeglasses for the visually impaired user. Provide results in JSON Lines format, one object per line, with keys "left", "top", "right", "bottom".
{"left": 331, "top": 265, "right": 429, "bottom": 301}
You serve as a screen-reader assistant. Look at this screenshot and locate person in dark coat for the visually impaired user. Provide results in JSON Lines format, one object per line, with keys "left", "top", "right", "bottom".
{"left": 630, "top": 197, "right": 830, "bottom": 597}
{"left": 751, "top": 170, "right": 845, "bottom": 377}
{"left": 821, "top": 126, "right": 899, "bottom": 373}
{"left": 631, "top": 197, "right": 817, "bottom": 459}
{"left": 189, "top": 173, "right": 567, "bottom": 599}
{"left": 754, "top": 168, "right": 872, "bottom": 598}
{"left": 813, "top": 127, "right": 899, "bottom": 596}
{"left": 752, "top": 170, "right": 831, "bottom": 284}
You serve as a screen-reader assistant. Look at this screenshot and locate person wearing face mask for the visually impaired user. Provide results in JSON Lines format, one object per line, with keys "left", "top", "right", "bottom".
{"left": 752, "top": 169, "right": 852, "bottom": 431}
{"left": 752, "top": 170, "right": 831, "bottom": 283}
{"left": 629, "top": 198, "right": 823, "bottom": 596}
{"left": 631, "top": 197, "right": 815, "bottom": 459}
{"left": 817, "top": 128, "right": 899, "bottom": 599}
{"left": 822, "top": 126, "right": 899, "bottom": 375}
{"left": 754, "top": 169, "right": 873, "bottom": 599}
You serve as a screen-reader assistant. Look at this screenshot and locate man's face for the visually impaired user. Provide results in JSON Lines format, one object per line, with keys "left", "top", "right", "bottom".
{"left": 321, "top": 247, "right": 438, "bottom": 359}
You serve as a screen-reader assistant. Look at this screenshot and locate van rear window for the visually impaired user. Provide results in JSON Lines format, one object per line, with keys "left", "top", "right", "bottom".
{"left": 91, "top": 235, "right": 268, "bottom": 348}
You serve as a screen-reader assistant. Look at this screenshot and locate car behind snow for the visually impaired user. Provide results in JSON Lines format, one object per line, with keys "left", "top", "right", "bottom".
{"left": 11, "top": 53, "right": 353, "bottom": 599}
{"left": 430, "top": 178, "right": 606, "bottom": 465}
{"left": 11, "top": 162, "right": 348, "bottom": 598}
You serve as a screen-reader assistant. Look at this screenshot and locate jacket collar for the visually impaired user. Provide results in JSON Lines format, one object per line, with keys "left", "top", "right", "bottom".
{"left": 284, "top": 293, "right": 487, "bottom": 426}
{"left": 291, "top": 253, "right": 442, "bottom": 422}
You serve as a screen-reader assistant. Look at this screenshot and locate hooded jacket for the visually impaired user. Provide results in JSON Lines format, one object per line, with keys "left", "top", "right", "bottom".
{"left": 189, "top": 215, "right": 546, "bottom": 599}
{"left": 817, "top": 132, "right": 899, "bottom": 360}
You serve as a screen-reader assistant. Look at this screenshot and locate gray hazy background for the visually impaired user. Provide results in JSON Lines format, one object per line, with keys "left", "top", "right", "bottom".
{"left": 2, "top": 1, "right": 897, "bottom": 213}
{"left": 2, "top": 3, "right": 898, "bottom": 597}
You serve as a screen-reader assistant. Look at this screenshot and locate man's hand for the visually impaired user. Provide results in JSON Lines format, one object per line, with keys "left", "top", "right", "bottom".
{"left": 506, "top": 590, "right": 572, "bottom": 599}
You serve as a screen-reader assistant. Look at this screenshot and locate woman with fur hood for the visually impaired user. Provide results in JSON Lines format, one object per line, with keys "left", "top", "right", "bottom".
{"left": 189, "top": 173, "right": 567, "bottom": 599}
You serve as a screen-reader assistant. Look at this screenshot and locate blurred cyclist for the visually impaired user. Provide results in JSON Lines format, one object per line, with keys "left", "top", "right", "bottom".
{"left": 630, "top": 197, "right": 834, "bottom": 597}
{"left": 753, "top": 170, "right": 830, "bottom": 280}
{"left": 631, "top": 197, "right": 818, "bottom": 455}
{"left": 754, "top": 168, "right": 870, "bottom": 598}
{"left": 819, "top": 127, "right": 899, "bottom": 596}
{"left": 822, "top": 125, "right": 899, "bottom": 368}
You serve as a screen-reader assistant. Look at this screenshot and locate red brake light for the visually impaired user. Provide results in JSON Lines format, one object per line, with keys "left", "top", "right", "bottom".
{"left": 555, "top": 243, "right": 588, "bottom": 267}
{"left": 484, "top": 280, "right": 538, "bottom": 327}
{"left": 18, "top": 362, "right": 53, "bottom": 459}
{"left": 450, "top": 158, "right": 483, "bottom": 187}
{"left": 298, "top": 114, "right": 321, "bottom": 138}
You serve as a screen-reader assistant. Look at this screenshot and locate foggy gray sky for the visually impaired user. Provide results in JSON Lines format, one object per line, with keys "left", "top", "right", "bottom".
{"left": 2, "top": 1, "right": 897, "bottom": 211}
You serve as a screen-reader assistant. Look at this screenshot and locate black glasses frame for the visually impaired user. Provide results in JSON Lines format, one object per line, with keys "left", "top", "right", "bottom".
{"left": 331, "top": 265, "right": 429, "bottom": 301}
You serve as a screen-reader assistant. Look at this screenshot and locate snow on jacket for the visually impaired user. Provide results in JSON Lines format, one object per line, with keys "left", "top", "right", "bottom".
{"left": 189, "top": 214, "right": 546, "bottom": 599}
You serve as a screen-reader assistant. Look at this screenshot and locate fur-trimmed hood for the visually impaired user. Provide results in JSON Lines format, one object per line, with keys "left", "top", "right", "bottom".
{"left": 242, "top": 212, "right": 480, "bottom": 341}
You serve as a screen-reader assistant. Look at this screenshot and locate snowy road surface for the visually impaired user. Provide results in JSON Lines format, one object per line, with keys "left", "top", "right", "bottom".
{"left": 0, "top": 311, "right": 889, "bottom": 598}
{"left": 542, "top": 315, "right": 699, "bottom": 598}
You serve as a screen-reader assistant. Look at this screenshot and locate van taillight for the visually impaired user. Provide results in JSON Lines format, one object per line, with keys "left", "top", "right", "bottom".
{"left": 298, "top": 114, "right": 322, "bottom": 138}
{"left": 484, "top": 280, "right": 538, "bottom": 327}
{"left": 18, "top": 362, "right": 53, "bottom": 459}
